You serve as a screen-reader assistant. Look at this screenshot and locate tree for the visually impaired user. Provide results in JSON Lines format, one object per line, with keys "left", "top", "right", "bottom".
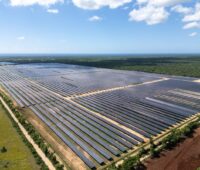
{"left": 55, "top": 163, "right": 64, "bottom": 170}
{"left": 119, "top": 155, "right": 142, "bottom": 170}
{"left": 138, "top": 147, "right": 147, "bottom": 157}
{"left": 151, "top": 148, "right": 159, "bottom": 158}
{"left": 1, "top": 146, "right": 7, "bottom": 153}
{"left": 149, "top": 138, "right": 155, "bottom": 148}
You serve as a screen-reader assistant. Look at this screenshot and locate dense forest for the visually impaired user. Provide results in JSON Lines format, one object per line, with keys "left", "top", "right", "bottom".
{"left": 1, "top": 55, "right": 200, "bottom": 78}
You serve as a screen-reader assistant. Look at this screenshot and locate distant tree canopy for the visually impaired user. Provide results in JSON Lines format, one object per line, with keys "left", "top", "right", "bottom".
{"left": 2, "top": 56, "right": 200, "bottom": 78}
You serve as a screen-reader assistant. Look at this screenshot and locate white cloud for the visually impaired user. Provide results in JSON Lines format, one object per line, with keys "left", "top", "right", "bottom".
{"left": 130, "top": 0, "right": 190, "bottom": 25}
{"left": 189, "top": 32, "right": 197, "bottom": 37}
{"left": 129, "top": 5, "right": 169, "bottom": 25}
{"left": 137, "top": 0, "right": 189, "bottom": 7}
{"left": 89, "top": 15, "right": 102, "bottom": 21}
{"left": 7, "top": 0, "right": 198, "bottom": 35}
{"left": 123, "top": 6, "right": 129, "bottom": 10}
{"left": 47, "top": 8, "right": 59, "bottom": 13}
{"left": 183, "top": 21, "right": 200, "bottom": 29}
{"left": 175, "top": 2, "right": 200, "bottom": 31}
{"left": 137, "top": 0, "right": 148, "bottom": 5}
{"left": 71, "top": 0, "right": 132, "bottom": 10}
{"left": 17, "top": 36, "right": 25, "bottom": 40}
{"left": 10, "top": 0, "right": 63, "bottom": 7}
{"left": 182, "top": 3, "right": 200, "bottom": 22}
{"left": 171, "top": 4, "right": 192, "bottom": 14}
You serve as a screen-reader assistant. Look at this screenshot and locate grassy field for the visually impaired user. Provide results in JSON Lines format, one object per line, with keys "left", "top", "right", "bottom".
{"left": 0, "top": 105, "right": 39, "bottom": 170}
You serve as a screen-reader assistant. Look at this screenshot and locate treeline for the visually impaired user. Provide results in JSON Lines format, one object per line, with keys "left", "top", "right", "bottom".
{"left": 2, "top": 56, "right": 200, "bottom": 78}
{"left": 108, "top": 117, "right": 200, "bottom": 170}
{"left": 0, "top": 92, "right": 64, "bottom": 170}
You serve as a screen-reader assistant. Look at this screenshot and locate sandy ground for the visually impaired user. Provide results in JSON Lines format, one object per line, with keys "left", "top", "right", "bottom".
{"left": 193, "top": 79, "right": 200, "bottom": 83}
{"left": 145, "top": 127, "right": 200, "bottom": 170}
{"left": 23, "top": 108, "right": 88, "bottom": 170}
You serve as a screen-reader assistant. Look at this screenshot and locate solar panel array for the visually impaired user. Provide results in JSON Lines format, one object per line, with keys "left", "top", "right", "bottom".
{"left": 154, "top": 89, "right": 200, "bottom": 111}
{"left": 5, "top": 64, "right": 161, "bottom": 97}
{"left": 30, "top": 101, "right": 143, "bottom": 168}
{"left": 73, "top": 89, "right": 197, "bottom": 139}
{"left": 0, "top": 68, "right": 62, "bottom": 107}
{"left": 0, "top": 66, "right": 144, "bottom": 169}
{"left": 0, "top": 63, "right": 199, "bottom": 169}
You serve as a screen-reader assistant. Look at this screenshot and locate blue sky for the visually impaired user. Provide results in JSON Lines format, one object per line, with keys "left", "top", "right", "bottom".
{"left": 0, "top": 0, "right": 199, "bottom": 54}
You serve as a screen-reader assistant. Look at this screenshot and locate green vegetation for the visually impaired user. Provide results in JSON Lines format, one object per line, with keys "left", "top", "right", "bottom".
{"left": 138, "top": 147, "right": 147, "bottom": 157}
{"left": 0, "top": 104, "right": 39, "bottom": 170}
{"left": 1, "top": 147, "right": 7, "bottom": 153}
{"left": 2, "top": 56, "right": 200, "bottom": 78}
{"left": 108, "top": 116, "right": 200, "bottom": 170}
{"left": 0, "top": 92, "right": 64, "bottom": 170}
{"left": 118, "top": 155, "right": 144, "bottom": 170}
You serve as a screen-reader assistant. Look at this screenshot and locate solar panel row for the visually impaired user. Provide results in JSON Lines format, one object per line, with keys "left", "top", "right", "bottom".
{"left": 0, "top": 67, "right": 144, "bottom": 169}
{"left": 5, "top": 64, "right": 160, "bottom": 97}
{"left": 74, "top": 89, "right": 197, "bottom": 139}
{"left": 0, "top": 64, "right": 199, "bottom": 170}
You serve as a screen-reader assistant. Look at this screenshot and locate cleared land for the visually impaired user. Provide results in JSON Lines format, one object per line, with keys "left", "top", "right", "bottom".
{"left": 145, "top": 127, "right": 200, "bottom": 170}
{"left": 0, "top": 62, "right": 200, "bottom": 169}
{"left": 0, "top": 105, "right": 38, "bottom": 170}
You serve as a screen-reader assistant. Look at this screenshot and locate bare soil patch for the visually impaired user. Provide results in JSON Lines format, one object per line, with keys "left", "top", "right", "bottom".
{"left": 145, "top": 127, "right": 200, "bottom": 170}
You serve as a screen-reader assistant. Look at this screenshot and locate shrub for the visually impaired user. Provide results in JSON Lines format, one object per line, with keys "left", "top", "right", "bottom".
{"left": 150, "top": 147, "right": 159, "bottom": 158}
{"left": 161, "top": 129, "right": 182, "bottom": 149}
{"left": 138, "top": 147, "right": 147, "bottom": 157}
{"left": 1, "top": 146, "right": 7, "bottom": 153}
{"left": 55, "top": 163, "right": 64, "bottom": 170}
{"left": 119, "top": 155, "right": 142, "bottom": 170}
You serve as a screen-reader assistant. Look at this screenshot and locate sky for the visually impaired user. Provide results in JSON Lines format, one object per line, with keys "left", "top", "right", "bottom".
{"left": 0, "top": 0, "right": 199, "bottom": 54}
